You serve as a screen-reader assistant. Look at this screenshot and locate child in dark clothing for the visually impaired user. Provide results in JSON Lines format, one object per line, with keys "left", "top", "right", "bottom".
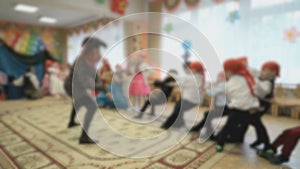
{"left": 13, "top": 66, "right": 42, "bottom": 100}
{"left": 134, "top": 70, "right": 177, "bottom": 118}
{"left": 250, "top": 61, "right": 280, "bottom": 150}
{"left": 190, "top": 72, "right": 226, "bottom": 140}
{"left": 161, "top": 61, "right": 205, "bottom": 129}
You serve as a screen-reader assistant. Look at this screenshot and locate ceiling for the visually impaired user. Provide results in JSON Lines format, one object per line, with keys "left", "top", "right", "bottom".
{"left": 0, "top": 0, "right": 146, "bottom": 28}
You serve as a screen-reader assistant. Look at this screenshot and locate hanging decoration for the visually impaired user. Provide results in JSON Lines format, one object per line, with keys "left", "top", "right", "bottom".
{"left": 181, "top": 40, "right": 192, "bottom": 63}
{"left": 227, "top": 10, "right": 240, "bottom": 24}
{"left": 163, "top": 0, "right": 181, "bottom": 13}
{"left": 212, "top": 0, "right": 224, "bottom": 3}
{"left": 163, "top": 23, "right": 174, "bottom": 33}
{"left": 5, "top": 32, "right": 45, "bottom": 56}
{"left": 0, "top": 21, "right": 65, "bottom": 59}
{"left": 283, "top": 26, "right": 300, "bottom": 43}
{"left": 96, "top": 0, "right": 105, "bottom": 4}
{"left": 67, "top": 18, "right": 114, "bottom": 36}
{"left": 184, "top": 0, "right": 201, "bottom": 9}
{"left": 110, "top": 0, "right": 128, "bottom": 15}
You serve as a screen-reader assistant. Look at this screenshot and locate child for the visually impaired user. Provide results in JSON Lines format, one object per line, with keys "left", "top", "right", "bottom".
{"left": 65, "top": 37, "right": 108, "bottom": 144}
{"left": 134, "top": 69, "right": 177, "bottom": 119}
{"left": 13, "top": 66, "right": 43, "bottom": 100}
{"left": 161, "top": 61, "right": 205, "bottom": 129}
{"left": 48, "top": 62, "right": 66, "bottom": 98}
{"left": 215, "top": 58, "right": 259, "bottom": 152}
{"left": 259, "top": 126, "right": 300, "bottom": 164}
{"left": 111, "top": 64, "right": 129, "bottom": 109}
{"left": 97, "top": 61, "right": 114, "bottom": 108}
{"left": 250, "top": 61, "right": 280, "bottom": 150}
{"left": 190, "top": 72, "right": 226, "bottom": 139}
{"left": 128, "top": 52, "right": 151, "bottom": 108}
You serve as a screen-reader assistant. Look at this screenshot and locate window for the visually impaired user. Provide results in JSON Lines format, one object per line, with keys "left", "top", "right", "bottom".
{"left": 251, "top": 0, "right": 294, "bottom": 9}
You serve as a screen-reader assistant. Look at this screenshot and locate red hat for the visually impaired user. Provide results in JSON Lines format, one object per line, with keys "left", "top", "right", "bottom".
{"left": 262, "top": 61, "right": 280, "bottom": 76}
{"left": 223, "top": 58, "right": 246, "bottom": 73}
{"left": 189, "top": 61, "right": 205, "bottom": 74}
{"left": 223, "top": 58, "right": 256, "bottom": 96}
{"left": 189, "top": 61, "right": 205, "bottom": 91}
{"left": 236, "top": 56, "right": 248, "bottom": 67}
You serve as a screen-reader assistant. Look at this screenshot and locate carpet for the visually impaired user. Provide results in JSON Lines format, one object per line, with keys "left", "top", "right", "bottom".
{"left": 0, "top": 97, "right": 233, "bottom": 169}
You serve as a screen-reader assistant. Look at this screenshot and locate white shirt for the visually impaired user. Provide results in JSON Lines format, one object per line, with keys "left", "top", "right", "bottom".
{"left": 254, "top": 78, "right": 272, "bottom": 99}
{"left": 13, "top": 72, "right": 39, "bottom": 90}
{"left": 175, "top": 73, "right": 203, "bottom": 104}
{"left": 226, "top": 75, "right": 259, "bottom": 110}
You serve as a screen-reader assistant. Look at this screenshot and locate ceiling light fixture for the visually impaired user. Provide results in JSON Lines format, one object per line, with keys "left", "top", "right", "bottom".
{"left": 14, "top": 4, "right": 38, "bottom": 13}
{"left": 39, "top": 16, "right": 57, "bottom": 24}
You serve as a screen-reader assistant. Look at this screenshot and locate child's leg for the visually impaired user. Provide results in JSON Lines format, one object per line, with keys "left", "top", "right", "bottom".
{"left": 216, "top": 110, "right": 249, "bottom": 151}
{"left": 190, "top": 110, "right": 209, "bottom": 132}
{"left": 250, "top": 113, "right": 271, "bottom": 149}
{"left": 191, "top": 107, "right": 225, "bottom": 132}
{"left": 272, "top": 129, "right": 292, "bottom": 149}
{"left": 68, "top": 106, "right": 79, "bottom": 128}
{"left": 161, "top": 100, "right": 181, "bottom": 129}
{"left": 129, "top": 95, "right": 135, "bottom": 107}
{"left": 150, "top": 104, "right": 155, "bottom": 116}
{"left": 279, "top": 127, "right": 300, "bottom": 159}
{"left": 135, "top": 100, "right": 150, "bottom": 118}
{"left": 161, "top": 99, "right": 196, "bottom": 129}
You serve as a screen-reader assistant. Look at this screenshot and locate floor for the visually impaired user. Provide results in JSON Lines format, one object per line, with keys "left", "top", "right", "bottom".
{"left": 0, "top": 97, "right": 299, "bottom": 169}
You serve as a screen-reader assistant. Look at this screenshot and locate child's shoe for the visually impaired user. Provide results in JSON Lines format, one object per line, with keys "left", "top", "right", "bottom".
{"left": 257, "top": 149, "right": 274, "bottom": 160}
{"left": 215, "top": 144, "right": 223, "bottom": 152}
{"left": 269, "top": 155, "right": 289, "bottom": 165}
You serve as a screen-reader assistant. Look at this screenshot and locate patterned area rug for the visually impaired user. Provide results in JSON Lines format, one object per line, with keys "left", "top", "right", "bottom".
{"left": 0, "top": 97, "right": 233, "bottom": 169}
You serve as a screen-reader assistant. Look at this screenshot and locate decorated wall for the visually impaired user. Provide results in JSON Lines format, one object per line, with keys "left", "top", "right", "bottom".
{"left": 0, "top": 21, "right": 67, "bottom": 63}
{"left": 67, "top": 17, "right": 134, "bottom": 73}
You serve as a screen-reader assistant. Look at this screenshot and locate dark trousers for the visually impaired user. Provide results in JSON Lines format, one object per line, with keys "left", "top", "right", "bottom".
{"left": 137, "top": 100, "right": 155, "bottom": 117}
{"left": 161, "top": 99, "right": 196, "bottom": 129}
{"left": 249, "top": 99, "right": 272, "bottom": 149}
{"left": 191, "top": 106, "right": 229, "bottom": 132}
{"left": 249, "top": 112, "right": 271, "bottom": 149}
{"left": 258, "top": 99, "right": 271, "bottom": 116}
{"left": 69, "top": 95, "right": 97, "bottom": 132}
{"left": 217, "top": 108, "right": 251, "bottom": 146}
{"left": 272, "top": 126, "right": 300, "bottom": 159}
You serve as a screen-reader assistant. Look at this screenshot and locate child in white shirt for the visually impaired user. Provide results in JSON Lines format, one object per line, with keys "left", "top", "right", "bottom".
{"left": 216, "top": 58, "right": 259, "bottom": 152}
{"left": 161, "top": 61, "right": 205, "bottom": 129}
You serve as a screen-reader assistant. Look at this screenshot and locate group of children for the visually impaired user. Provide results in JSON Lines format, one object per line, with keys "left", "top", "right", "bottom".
{"left": 82, "top": 52, "right": 299, "bottom": 165}
{"left": 130, "top": 55, "right": 298, "bottom": 165}
{"left": 10, "top": 61, "right": 69, "bottom": 100}
{"left": 11, "top": 36, "right": 298, "bottom": 165}
{"left": 162, "top": 57, "right": 299, "bottom": 165}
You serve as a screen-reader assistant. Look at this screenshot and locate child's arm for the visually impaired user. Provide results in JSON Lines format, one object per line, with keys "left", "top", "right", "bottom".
{"left": 206, "top": 83, "right": 225, "bottom": 97}
{"left": 29, "top": 74, "right": 40, "bottom": 89}
{"left": 12, "top": 76, "right": 24, "bottom": 87}
{"left": 254, "top": 79, "right": 272, "bottom": 99}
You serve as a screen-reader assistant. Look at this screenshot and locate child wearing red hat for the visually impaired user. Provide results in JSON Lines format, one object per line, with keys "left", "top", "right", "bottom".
{"left": 215, "top": 58, "right": 259, "bottom": 152}
{"left": 250, "top": 61, "right": 280, "bottom": 150}
{"left": 161, "top": 61, "right": 205, "bottom": 129}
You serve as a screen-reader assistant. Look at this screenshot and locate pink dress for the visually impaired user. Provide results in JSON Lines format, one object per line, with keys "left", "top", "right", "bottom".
{"left": 129, "top": 72, "right": 151, "bottom": 96}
